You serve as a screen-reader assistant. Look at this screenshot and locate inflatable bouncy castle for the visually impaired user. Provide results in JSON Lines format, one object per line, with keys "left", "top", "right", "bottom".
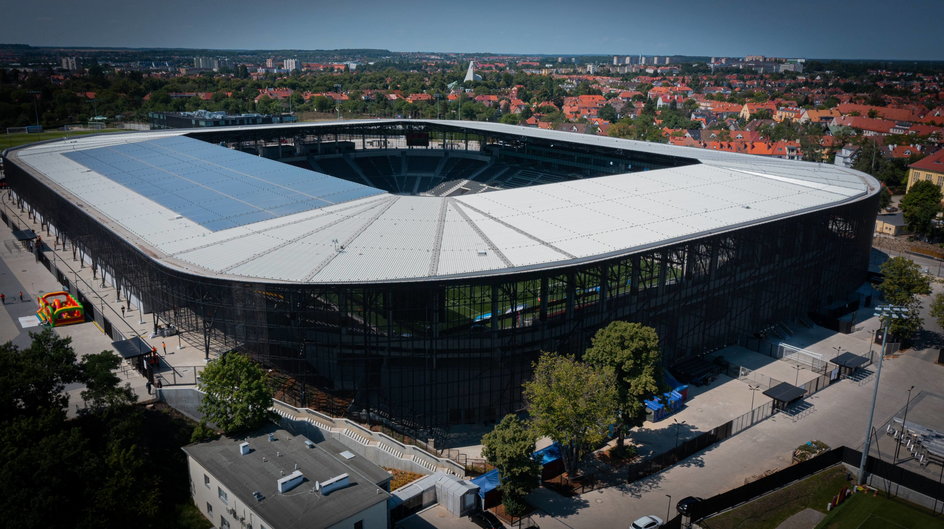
{"left": 37, "top": 291, "right": 85, "bottom": 327}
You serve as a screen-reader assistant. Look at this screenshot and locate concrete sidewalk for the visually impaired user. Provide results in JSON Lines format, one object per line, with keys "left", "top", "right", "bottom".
{"left": 0, "top": 193, "right": 208, "bottom": 412}
{"left": 523, "top": 316, "right": 944, "bottom": 529}
{"left": 0, "top": 192, "right": 215, "bottom": 378}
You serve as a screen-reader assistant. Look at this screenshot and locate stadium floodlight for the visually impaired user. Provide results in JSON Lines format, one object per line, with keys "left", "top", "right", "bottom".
{"left": 858, "top": 304, "right": 907, "bottom": 484}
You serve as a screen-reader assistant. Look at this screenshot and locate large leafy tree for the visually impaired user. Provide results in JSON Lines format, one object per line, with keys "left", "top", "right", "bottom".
{"left": 0, "top": 329, "right": 79, "bottom": 421}
{"left": 899, "top": 180, "right": 942, "bottom": 235}
{"left": 0, "top": 330, "right": 199, "bottom": 529}
{"left": 197, "top": 351, "right": 274, "bottom": 434}
{"left": 877, "top": 256, "right": 932, "bottom": 337}
{"left": 523, "top": 352, "right": 617, "bottom": 475}
{"left": 480, "top": 414, "right": 540, "bottom": 516}
{"left": 80, "top": 350, "right": 137, "bottom": 412}
{"left": 584, "top": 321, "right": 663, "bottom": 448}
{"left": 931, "top": 293, "right": 944, "bottom": 330}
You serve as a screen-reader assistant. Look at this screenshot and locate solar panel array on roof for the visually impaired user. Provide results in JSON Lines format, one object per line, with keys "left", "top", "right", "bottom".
{"left": 63, "top": 135, "right": 384, "bottom": 231}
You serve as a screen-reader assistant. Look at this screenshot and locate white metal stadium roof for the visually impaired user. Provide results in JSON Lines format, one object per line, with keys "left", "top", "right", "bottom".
{"left": 8, "top": 120, "right": 879, "bottom": 284}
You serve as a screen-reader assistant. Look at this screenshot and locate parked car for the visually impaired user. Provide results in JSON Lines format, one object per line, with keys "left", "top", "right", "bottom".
{"left": 676, "top": 496, "right": 703, "bottom": 516}
{"left": 470, "top": 510, "right": 503, "bottom": 529}
{"left": 630, "top": 514, "right": 663, "bottom": 529}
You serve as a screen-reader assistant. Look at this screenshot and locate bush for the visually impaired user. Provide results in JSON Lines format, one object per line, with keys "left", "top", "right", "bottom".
{"left": 792, "top": 440, "right": 829, "bottom": 463}
{"left": 502, "top": 494, "right": 529, "bottom": 517}
{"left": 190, "top": 421, "right": 219, "bottom": 443}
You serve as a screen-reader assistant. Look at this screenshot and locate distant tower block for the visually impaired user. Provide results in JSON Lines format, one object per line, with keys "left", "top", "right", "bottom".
{"left": 464, "top": 61, "right": 482, "bottom": 82}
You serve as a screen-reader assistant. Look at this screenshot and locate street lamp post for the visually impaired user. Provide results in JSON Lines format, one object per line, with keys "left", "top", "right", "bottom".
{"left": 858, "top": 304, "right": 906, "bottom": 484}
{"left": 749, "top": 384, "right": 760, "bottom": 424}
{"left": 893, "top": 385, "right": 915, "bottom": 464}
{"left": 794, "top": 364, "right": 802, "bottom": 386}
{"left": 665, "top": 494, "right": 672, "bottom": 522}
{"left": 674, "top": 418, "right": 686, "bottom": 450}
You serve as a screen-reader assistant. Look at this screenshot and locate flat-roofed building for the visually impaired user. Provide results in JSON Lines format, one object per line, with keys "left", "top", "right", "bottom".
{"left": 183, "top": 425, "right": 391, "bottom": 529}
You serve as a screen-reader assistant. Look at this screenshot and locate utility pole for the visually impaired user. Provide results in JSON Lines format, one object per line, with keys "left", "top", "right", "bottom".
{"left": 858, "top": 304, "right": 906, "bottom": 484}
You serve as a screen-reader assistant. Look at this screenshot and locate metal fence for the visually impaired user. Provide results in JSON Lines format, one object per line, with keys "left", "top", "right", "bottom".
{"left": 692, "top": 446, "right": 944, "bottom": 523}
{"left": 154, "top": 365, "right": 204, "bottom": 387}
{"left": 625, "top": 363, "right": 850, "bottom": 485}
{"left": 777, "top": 342, "right": 828, "bottom": 374}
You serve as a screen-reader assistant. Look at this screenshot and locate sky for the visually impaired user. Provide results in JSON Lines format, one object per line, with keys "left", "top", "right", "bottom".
{"left": 2, "top": 0, "right": 942, "bottom": 61}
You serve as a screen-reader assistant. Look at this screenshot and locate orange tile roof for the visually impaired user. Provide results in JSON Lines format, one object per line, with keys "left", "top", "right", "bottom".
{"left": 837, "top": 103, "right": 920, "bottom": 122}
{"left": 833, "top": 116, "right": 896, "bottom": 134}
{"left": 909, "top": 149, "right": 944, "bottom": 172}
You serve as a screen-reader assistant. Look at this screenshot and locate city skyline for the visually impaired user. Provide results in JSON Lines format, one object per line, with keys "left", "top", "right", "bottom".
{"left": 3, "top": 0, "right": 943, "bottom": 61}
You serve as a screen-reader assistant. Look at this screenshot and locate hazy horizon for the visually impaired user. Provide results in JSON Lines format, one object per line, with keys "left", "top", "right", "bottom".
{"left": 3, "top": 0, "right": 942, "bottom": 61}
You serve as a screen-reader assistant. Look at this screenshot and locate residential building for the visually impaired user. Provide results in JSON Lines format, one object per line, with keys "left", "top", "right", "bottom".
{"left": 284, "top": 59, "right": 299, "bottom": 71}
{"left": 148, "top": 110, "right": 296, "bottom": 129}
{"left": 906, "top": 149, "right": 944, "bottom": 193}
{"left": 183, "top": 426, "right": 392, "bottom": 529}
{"left": 834, "top": 144, "right": 859, "bottom": 168}
{"left": 194, "top": 57, "right": 219, "bottom": 70}
{"left": 61, "top": 57, "right": 78, "bottom": 71}
{"left": 875, "top": 212, "right": 909, "bottom": 236}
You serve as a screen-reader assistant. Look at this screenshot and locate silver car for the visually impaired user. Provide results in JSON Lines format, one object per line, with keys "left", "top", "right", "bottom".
{"left": 630, "top": 515, "right": 664, "bottom": 529}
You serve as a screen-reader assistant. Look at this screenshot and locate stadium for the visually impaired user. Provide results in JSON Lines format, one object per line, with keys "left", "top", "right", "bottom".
{"left": 2, "top": 120, "right": 879, "bottom": 432}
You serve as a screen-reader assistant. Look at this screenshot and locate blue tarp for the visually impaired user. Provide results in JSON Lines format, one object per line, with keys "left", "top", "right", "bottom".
{"left": 470, "top": 469, "right": 500, "bottom": 498}
{"left": 533, "top": 442, "right": 562, "bottom": 465}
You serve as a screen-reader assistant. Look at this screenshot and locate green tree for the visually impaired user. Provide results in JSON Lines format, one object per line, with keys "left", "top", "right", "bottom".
{"left": 0, "top": 330, "right": 202, "bottom": 529}
{"left": 197, "top": 352, "right": 274, "bottom": 434}
{"left": 597, "top": 104, "right": 617, "bottom": 122}
{"left": 0, "top": 329, "right": 80, "bottom": 421}
{"left": 899, "top": 180, "right": 942, "bottom": 235}
{"left": 480, "top": 414, "right": 540, "bottom": 516}
{"left": 499, "top": 112, "right": 521, "bottom": 125}
{"left": 584, "top": 322, "right": 663, "bottom": 448}
{"left": 80, "top": 350, "right": 137, "bottom": 412}
{"left": 930, "top": 293, "right": 944, "bottom": 330}
{"left": 523, "top": 352, "right": 617, "bottom": 475}
{"left": 877, "top": 257, "right": 932, "bottom": 337}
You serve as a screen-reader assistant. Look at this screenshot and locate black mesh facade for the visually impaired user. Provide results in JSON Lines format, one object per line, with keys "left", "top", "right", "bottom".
{"left": 3, "top": 127, "right": 878, "bottom": 433}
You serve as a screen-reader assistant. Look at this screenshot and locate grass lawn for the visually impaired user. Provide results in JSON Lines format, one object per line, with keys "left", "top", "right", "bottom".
{"left": 815, "top": 492, "right": 944, "bottom": 529}
{"left": 0, "top": 129, "right": 120, "bottom": 151}
{"left": 703, "top": 466, "right": 850, "bottom": 529}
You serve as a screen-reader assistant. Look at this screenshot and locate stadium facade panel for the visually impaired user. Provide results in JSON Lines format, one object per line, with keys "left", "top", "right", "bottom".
{"left": 2, "top": 121, "right": 879, "bottom": 434}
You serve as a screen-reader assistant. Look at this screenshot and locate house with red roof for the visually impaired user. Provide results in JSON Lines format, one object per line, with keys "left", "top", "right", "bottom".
{"left": 474, "top": 94, "right": 500, "bottom": 107}
{"left": 255, "top": 87, "right": 294, "bottom": 103}
{"left": 406, "top": 93, "right": 433, "bottom": 103}
{"left": 831, "top": 116, "right": 896, "bottom": 136}
{"left": 739, "top": 102, "right": 778, "bottom": 120}
{"left": 906, "top": 148, "right": 944, "bottom": 193}
{"left": 836, "top": 103, "right": 921, "bottom": 123}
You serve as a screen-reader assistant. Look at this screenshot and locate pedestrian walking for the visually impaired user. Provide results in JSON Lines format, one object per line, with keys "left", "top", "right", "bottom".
{"left": 18, "top": 291, "right": 23, "bottom": 302}
{"left": 121, "top": 306, "right": 125, "bottom": 318}
{"left": 1, "top": 293, "right": 6, "bottom": 304}
{"left": 145, "top": 381, "right": 152, "bottom": 395}
{"left": 162, "top": 341, "right": 166, "bottom": 354}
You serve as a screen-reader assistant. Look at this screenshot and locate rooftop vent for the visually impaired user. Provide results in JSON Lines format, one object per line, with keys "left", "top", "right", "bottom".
{"left": 268, "top": 433, "right": 276, "bottom": 442}
{"left": 304, "top": 440, "right": 315, "bottom": 449}
{"left": 277, "top": 470, "right": 305, "bottom": 494}
{"left": 340, "top": 450, "right": 355, "bottom": 460}
{"left": 321, "top": 473, "right": 350, "bottom": 495}
{"left": 239, "top": 442, "right": 251, "bottom": 455}
{"left": 252, "top": 491, "right": 264, "bottom": 502}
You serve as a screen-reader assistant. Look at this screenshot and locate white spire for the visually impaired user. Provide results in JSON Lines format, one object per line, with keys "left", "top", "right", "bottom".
{"left": 464, "top": 61, "right": 481, "bottom": 82}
